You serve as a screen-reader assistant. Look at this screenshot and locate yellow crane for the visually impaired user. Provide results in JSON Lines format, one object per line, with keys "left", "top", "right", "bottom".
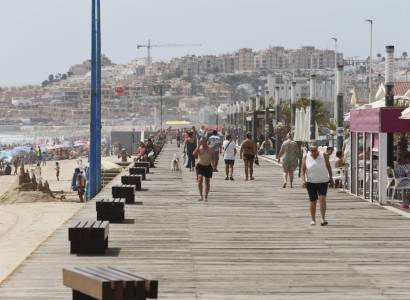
{"left": 137, "top": 39, "right": 202, "bottom": 65}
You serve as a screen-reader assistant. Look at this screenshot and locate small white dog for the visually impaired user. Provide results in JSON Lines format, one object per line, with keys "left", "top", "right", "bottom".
{"left": 171, "top": 153, "right": 180, "bottom": 171}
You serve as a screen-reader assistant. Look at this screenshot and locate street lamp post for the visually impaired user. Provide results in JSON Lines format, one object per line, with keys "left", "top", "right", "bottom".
{"left": 159, "top": 85, "right": 163, "bottom": 131}
{"left": 336, "top": 65, "right": 344, "bottom": 151}
{"left": 331, "top": 37, "right": 338, "bottom": 119}
{"left": 366, "top": 19, "right": 373, "bottom": 103}
{"left": 385, "top": 45, "right": 395, "bottom": 168}
{"left": 265, "top": 90, "right": 270, "bottom": 153}
{"left": 275, "top": 86, "right": 280, "bottom": 157}
{"left": 309, "top": 74, "right": 317, "bottom": 141}
{"left": 89, "top": 0, "right": 102, "bottom": 199}
{"left": 215, "top": 106, "right": 219, "bottom": 131}
{"left": 291, "top": 81, "right": 296, "bottom": 134}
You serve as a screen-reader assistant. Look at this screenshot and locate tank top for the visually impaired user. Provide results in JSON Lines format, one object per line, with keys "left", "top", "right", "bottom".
{"left": 305, "top": 152, "right": 329, "bottom": 183}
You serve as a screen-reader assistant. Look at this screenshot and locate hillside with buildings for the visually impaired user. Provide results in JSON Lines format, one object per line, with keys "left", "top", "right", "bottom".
{"left": 1, "top": 45, "right": 409, "bottom": 131}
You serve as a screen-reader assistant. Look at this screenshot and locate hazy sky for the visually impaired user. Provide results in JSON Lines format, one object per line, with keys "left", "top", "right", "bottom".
{"left": 0, "top": 0, "right": 408, "bottom": 86}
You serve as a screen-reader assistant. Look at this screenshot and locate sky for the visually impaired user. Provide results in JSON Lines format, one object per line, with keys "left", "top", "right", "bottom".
{"left": 0, "top": 0, "right": 409, "bottom": 86}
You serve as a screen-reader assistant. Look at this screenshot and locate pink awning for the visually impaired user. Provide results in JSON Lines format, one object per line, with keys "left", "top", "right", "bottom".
{"left": 350, "top": 107, "right": 410, "bottom": 133}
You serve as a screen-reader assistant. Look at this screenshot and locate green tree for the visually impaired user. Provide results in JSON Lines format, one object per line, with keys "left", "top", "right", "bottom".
{"left": 48, "top": 74, "right": 54, "bottom": 83}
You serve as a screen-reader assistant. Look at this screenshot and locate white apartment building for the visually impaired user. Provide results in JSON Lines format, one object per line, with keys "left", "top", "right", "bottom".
{"left": 238, "top": 48, "right": 254, "bottom": 72}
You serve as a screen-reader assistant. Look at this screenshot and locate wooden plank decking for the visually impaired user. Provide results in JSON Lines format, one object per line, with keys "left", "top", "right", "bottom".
{"left": 0, "top": 144, "right": 410, "bottom": 299}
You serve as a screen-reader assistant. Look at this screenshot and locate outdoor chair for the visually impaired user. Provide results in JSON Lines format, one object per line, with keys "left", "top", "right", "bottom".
{"left": 386, "top": 167, "right": 410, "bottom": 204}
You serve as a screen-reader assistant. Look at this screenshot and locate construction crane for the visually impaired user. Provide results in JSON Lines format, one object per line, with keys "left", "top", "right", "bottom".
{"left": 137, "top": 39, "right": 202, "bottom": 65}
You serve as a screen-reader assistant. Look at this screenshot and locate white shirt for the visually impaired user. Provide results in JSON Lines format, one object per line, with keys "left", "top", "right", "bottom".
{"left": 208, "top": 135, "right": 222, "bottom": 150}
{"left": 305, "top": 152, "right": 329, "bottom": 183}
{"left": 222, "top": 140, "right": 236, "bottom": 160}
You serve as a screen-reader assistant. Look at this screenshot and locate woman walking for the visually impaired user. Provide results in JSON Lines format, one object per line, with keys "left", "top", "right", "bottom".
{"left": 222, "top": 134, "right": 237, "bottom": 180}
{"left": 301, "top": 142, "right": 334, "bottom": 226}
{"left": 240, "top": 132, "right": 257, "bottom": 180}
{"left": 278, "top": 133, "right": 299, "bottom": 188}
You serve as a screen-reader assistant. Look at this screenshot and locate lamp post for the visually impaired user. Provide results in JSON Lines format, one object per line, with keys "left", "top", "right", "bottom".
{"left": 366, "top": 19, "right": 373, "bottom": 103}
{"left": 336, "top": 65, "right": 344, "bottom": 151}
{"left": 89, "top": 0, "right": 102, "bottom": 199}
{"left": 385, "top": 45, "right": 395, "bottom": 168}
{"left": 265, "top": 90, "right": 270, "bottom": 152}
{"left": 275, "top": 86, "right": 280, "bottom": 157}
{"left": 309, "top": 74, "right": 317, "bottom": 141}
{"left": 291, "top": 81, "right": 297, "bottom": 134}
{"left": 159, "top": 85, "right": 163, "bottom": 131}
{"left": 331, "top": 37, "right": 338, "bottom": 118}
{"left": 215, "top": 105, "right": 219, "bottom": 132}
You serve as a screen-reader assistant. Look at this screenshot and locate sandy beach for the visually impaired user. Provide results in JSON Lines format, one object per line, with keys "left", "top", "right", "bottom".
{"left": 0, "top": 158, "right": 100, "bottom": 284}
{"left": 0, "top": 158, "right": 82, "bottom": 201}
{"left": 0, "top": 202, "right": 83, "bottom": 284}
{"left": 0, "top": 155, "right": 126, "bottom": 284}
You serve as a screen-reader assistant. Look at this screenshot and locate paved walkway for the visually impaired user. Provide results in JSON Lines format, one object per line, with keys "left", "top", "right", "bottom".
{"left": 1, "top": 144, "right": 410, "bottom": 299}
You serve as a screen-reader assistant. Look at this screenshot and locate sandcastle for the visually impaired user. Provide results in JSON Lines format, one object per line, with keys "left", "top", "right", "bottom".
{"left": 0, "top": 163, "right": 56, "bottom": 204}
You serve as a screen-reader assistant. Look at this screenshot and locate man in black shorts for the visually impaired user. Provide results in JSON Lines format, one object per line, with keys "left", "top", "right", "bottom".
{"left": 301, "top": 143, "right": 334, "bottom": 226}
{"left": 193, "top": 137, "right": 214, "bottom": 201}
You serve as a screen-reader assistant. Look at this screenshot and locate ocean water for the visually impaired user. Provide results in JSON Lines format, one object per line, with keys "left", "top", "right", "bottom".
{"left": 0, "top": 133, "right": 36, "bottom": 145}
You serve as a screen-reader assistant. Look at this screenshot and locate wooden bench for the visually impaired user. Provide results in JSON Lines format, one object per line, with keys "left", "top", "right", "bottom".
{"left": 116, "top": 161, "right": 132, "bottom": 167}
{"left": 112, "top": 185, "right": 135, "bottom": 204}
{"left": 68, "top": 220, "right": 109, "bottom": 254}
{"left": 129, "top": 167, "right": 146, "bottom": 180}
{"left": 121, "top": 175, "right": 142, "bottom": 191}
{"left": 134, "top": 162, "right": 150, "bottom": 174}
{"left": 96, "top": 198, "right": 125, "bottom": 223}
{"left": 63, "top": 266, "right": 158, "bottom": 300}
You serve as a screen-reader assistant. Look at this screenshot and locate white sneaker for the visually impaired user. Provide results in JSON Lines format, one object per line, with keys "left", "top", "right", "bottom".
{"left": 310, "top": 220, "right": 316, "bottom": 226}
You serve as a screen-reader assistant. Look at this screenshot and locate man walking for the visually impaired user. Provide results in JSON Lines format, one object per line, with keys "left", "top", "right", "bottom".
{"left": 208, "top": 130, "right": 222, "bottom": 172}
{"left": 184, "top": 131, "right": 197, "bottom": 171}
{"left": 222, "top": 134, "right": 237, "bottom": 180}
{"left": 278, "top": 133, "right": 299, "bottom": 188}
{"left": 193, "top": 137, "right": 214, "bottom": 202}
{"left": 240, "top": 132, "right": 257, "bottom": 181}
{"left": 301, "top": 142, "right": 334, "bottom": 226}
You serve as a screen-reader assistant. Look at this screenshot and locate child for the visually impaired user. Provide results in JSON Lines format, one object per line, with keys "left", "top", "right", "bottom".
{"left": 55, "top": 162, "right": 60, "bottom": 181}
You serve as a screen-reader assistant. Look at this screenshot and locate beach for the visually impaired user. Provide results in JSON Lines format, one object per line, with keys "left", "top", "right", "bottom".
{"left": 0, "top": 158, "right": 89, "bottom": 283}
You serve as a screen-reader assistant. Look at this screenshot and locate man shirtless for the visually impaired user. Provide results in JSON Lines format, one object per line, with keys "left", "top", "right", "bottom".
{"left": 240, "top": 132, "right": 257, "bottom": 180}
{"left": 193, "top": 137, "right": 214, "bottom": 201}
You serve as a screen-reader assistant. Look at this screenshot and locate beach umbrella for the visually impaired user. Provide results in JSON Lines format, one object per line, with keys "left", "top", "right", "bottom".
{"left": 11, "top": 146, "right": 31, "bottom": 156}
{"left": 294, "top": 108, "right": 300, "bottom": 141}
{"left": 304, "top": 107, "right": 310, "bottom": 142}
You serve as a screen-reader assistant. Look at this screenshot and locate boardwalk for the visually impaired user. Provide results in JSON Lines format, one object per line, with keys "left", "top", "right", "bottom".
{"left": 1, "top": 144, "right": 410, "bottom": 299}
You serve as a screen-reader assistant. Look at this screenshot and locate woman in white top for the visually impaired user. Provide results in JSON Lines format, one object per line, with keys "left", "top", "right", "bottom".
{"left": 222, "top": 134, "right": 237, "bottom": 180}
{"left": 301, "top": 142, "right": 334, "bottom": 226}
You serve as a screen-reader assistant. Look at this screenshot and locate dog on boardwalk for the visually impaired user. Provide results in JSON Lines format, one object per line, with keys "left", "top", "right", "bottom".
{"left": 171, "top": 153, "right": 180, "bottom": 171}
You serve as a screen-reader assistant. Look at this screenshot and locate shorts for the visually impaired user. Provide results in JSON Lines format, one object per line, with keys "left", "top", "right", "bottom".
{"left": 306, "top": 182, "right": 329, "bottom": 201}
{"left": 243, "top": 154, "right": 255, "bottom": 161}
{"left": 224, "top": 159, "right": 235, "bottom": 166}
{"left": 77, "top": 188, "right": 85, "bottom": 196}
{"left": 196, "top": 163, "right": 213, "bottom": 178}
